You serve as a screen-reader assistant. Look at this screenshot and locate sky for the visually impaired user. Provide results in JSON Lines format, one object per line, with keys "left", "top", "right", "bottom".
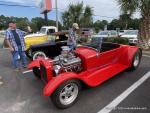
{"left": 0, "top": 0, "right": 140, "bottom": 22}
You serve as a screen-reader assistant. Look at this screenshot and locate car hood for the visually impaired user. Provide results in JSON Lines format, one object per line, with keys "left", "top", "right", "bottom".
{"left": 24, "top": 33, "right": 46, "bottom": 38}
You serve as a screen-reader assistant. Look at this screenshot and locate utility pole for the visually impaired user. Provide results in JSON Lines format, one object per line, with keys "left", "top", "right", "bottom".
{"left": 55, "top": 0, "right": 59, "bottom": 30}
{"left": 44, "top": 11, "right": 48, "bottom": 26}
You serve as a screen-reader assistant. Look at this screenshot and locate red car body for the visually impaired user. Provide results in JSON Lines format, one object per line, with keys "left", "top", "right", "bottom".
{"left": 28, "top": 43, "right": 142, "bottom": 108}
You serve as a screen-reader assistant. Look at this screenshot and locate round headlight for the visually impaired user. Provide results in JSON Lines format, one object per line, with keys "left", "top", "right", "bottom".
{"left": 54, "top": 65, "right": 61, "bottom": 75}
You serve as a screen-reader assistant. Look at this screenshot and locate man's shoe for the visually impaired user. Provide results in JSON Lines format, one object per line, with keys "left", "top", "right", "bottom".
{"left": 22, "top": 65, "right": 27, "bottom": 69}
{"left": 14, "top": 68, "right": 20, "bottom": 72}
{"left": 0, "top": 81, "right": 3, "bottom": 85}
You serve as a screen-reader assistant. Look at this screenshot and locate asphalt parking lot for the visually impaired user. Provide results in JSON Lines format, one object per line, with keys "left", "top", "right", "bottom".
{"left": 0, "top": 49, "right": 150, "bottom": 113}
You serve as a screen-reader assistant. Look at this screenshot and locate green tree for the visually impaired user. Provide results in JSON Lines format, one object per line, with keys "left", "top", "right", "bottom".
{"left": 62, "top": 2, "right": 93, "bottom": 29}
{"left": 31, "top": 17, "right": 45, "bottom": 31}
{"left": 116, "top": 0, "right": 150, "bottom": 48}
{"left": 119, "top": 14, "right": 131, "bottom": 30}
{"left": 93, "top": 20, "right": 108, "bottom": 33}
{"left": 108, "top": 15, "right": 140, "bottom": 30}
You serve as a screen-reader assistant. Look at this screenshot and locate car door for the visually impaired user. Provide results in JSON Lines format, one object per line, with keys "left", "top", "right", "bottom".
{"left": 86, "top": 46, "right": 122, "bottom": 86}
{"left": 97, "top": 44, "right": 121, "bottom": 69}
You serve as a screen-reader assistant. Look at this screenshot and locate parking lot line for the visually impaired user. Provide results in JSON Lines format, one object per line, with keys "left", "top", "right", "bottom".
{"left": 97, "top": 71, "right": 150, "bottom": 113}
{"left": 22, "top": 70, "right": 32, "bottom": 74}
{"left": 143, "top": 55, "right": 150, "bottom": 58}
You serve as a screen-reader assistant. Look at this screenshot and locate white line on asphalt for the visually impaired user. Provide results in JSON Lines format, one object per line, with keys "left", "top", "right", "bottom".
{"left": 97, "top": 71, "right": 150, "bottom": 113}
{"left": 143, "top": 55, "right": 150, "bottom": 58}
{"left": 22, "top": 70, "right": 32, "bottom": 74}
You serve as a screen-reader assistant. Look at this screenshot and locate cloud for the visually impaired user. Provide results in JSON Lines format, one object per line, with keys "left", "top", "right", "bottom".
{"left": 51, "top": 0, "right": 120, "bottom": 21}
{"left": 2, "top": 0, "right": 122, "bottom": 21}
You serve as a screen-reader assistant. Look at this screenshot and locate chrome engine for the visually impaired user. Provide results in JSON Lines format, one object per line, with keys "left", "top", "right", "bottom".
{"left": 53, "top": 46, "right": 82, "bottom": 75}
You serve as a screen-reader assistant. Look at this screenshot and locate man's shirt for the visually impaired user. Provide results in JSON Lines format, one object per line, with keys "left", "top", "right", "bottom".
{"left": 67, "top": 29, "right": 77, "bottom": 45}
{"left": 11, "top": 30, "right": 21, "bottom": 46}
{"left": 5, "top": 28, "right": 26, "bottom": 51}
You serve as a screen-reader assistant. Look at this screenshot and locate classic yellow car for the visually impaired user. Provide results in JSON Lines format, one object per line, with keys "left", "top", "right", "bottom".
{"left": 24, "top": 33, "right": 48, "bottom": 50}
{"left": 25, "top": 26, "right": 58, "bottom": 50}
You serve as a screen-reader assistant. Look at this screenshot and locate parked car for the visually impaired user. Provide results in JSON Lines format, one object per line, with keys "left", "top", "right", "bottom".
{"left": 81, "top": 28, "right": 94, "bottom": 37}
{"left": 97, "top": 30, "right": 118, "bottom": 38}
{"left": 26, "top": 31, "right": 68, "bottom": 60}
{"left": 24, "top": 26, "right": 58, "bottom": 50}
{"left": 28, "top": 36, "right": 142, "bottom": 109}
{"left": 118, "top": 30, "right": 125, "bottom": 36}
{"left": 121, "top": 30, "right": 139, "bottom": 44}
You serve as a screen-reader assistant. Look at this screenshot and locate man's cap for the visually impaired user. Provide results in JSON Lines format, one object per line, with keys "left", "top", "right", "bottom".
{"left": 72, "top": 23, "right": 79, "bottom": 29}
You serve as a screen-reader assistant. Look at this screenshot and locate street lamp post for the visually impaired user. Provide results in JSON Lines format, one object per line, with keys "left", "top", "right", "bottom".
{"left": 55, "top": 0, "right": 59, "bottom": 30}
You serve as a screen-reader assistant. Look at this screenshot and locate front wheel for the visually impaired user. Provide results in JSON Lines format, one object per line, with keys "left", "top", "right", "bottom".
{"left": 51, "top": 80, "right": 81, "bottom": 109}
{"left": 32, "top": 51, "right": 46, "bottom": 60}
{"left": 129, "top": 50, "right": 142, "bottom": 70}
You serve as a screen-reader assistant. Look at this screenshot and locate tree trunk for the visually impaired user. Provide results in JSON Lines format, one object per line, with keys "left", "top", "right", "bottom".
{"left": 140, "top": 15, "right": 150, "bottom": 49}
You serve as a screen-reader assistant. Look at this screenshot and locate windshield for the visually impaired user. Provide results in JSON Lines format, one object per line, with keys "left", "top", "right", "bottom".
{"left": 40, "top": 28, "right": 46, "bottom": 34}
{"left": 78, "top": 36, "right": 103, "bottom": 49}
{"left": 110, "top": 31, "right": 117, "bottom": 35}
{"left": 124, "top": 30, "right": 138, "bottom": 35}
{"left": 98, "top": 31, "right": 109, "bottom": 35}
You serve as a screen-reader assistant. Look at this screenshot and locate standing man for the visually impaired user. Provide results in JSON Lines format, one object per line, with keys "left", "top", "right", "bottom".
{"left": 67, "top": 23, "right": 79, "bottom": 50}
{"left": 5, "top": 21, "right": 27, "bottom": 70}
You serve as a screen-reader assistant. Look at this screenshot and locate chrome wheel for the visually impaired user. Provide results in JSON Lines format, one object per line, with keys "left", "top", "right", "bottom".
{"left": 128, "top": 50, "right": 141, "bottom": 71}
{"left": 59, "top": 83, "right": 79, "bottom": 106}
{"left": 33, "top": 51, "right": 46, "bottom": 60}
{"left": 133, "top": 53, "right": 140, "bottom": 67}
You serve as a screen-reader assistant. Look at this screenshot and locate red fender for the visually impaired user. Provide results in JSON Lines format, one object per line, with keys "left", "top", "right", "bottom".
{"left": 28, "top": 58, "right": 51, "bottom": 69}
{"left": 126, "top": 46, "right": 141, "bottom": 66}
{"left": 28, "top": 59, "right": 42, "bottom": 69}
{"left": 43, "top": 72, "right": 80, "bottom": 97}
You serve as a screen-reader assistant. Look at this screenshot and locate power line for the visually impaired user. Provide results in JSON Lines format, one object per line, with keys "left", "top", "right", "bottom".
{"left": 0, "top": 0, "right": 36, "bottom": 4}
{"left": 0, "top": 3, "right": 37, "bottom": 8}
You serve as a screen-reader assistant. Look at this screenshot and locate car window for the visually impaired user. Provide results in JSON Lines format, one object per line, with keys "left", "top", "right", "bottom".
{"left": 98, "top": 31, "right": 109, "bottom": 35}
{"left": 47, "top": 29, "right": 56, "bottom": 35}
{"left": 40, "top": 28, "right": 46, "bottom": 34}
{"left": 110, "top": 31, "right": 117, "bottom": 35}
{"left": 124, "top": 30, "right": 138, "bottom": 35}
{"left": 55, "top": 34, "right": 68, "bottom": 42}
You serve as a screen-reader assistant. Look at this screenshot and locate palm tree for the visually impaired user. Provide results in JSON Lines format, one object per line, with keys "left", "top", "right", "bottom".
{"left": 81, "top": 6, "right": 93, "bottom": 28}
{"left": 117, "top": 0, "right": 150, "bottom": 48}
{"left": 119, "top": 14, "right": 131, "bottom": 30}
{"left": 62, "top": 2, "right": 93, "bottom": 29}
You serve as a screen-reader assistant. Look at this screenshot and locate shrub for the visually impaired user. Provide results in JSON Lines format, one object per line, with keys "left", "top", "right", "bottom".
{"left": 104, "top": 37, "right": 129, "bottom": 45}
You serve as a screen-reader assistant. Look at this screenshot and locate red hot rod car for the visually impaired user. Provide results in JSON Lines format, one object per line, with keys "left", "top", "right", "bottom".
{"left": 28, "top": 37, "right": 142, "bottom": 109}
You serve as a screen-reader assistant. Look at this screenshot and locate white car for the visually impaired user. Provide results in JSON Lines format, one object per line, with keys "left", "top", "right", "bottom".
{"left": 121, "top": 30, "right": 139, "bottom": 44}
{"left": 98, "top": 30, "right": 118, "bottom": 38}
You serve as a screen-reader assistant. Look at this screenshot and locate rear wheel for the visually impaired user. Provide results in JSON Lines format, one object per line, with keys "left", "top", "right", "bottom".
{"left": 129, "top": 50, "right": 141, "bottom": 70}
{"left": 51, "top": 79, "right": 81, "bottom": 109}
{"left": 32, "top": 67, "right": 41, "bottom": 79}
{"left": 32, "top": 51, "right": 46, "bottom": 60}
